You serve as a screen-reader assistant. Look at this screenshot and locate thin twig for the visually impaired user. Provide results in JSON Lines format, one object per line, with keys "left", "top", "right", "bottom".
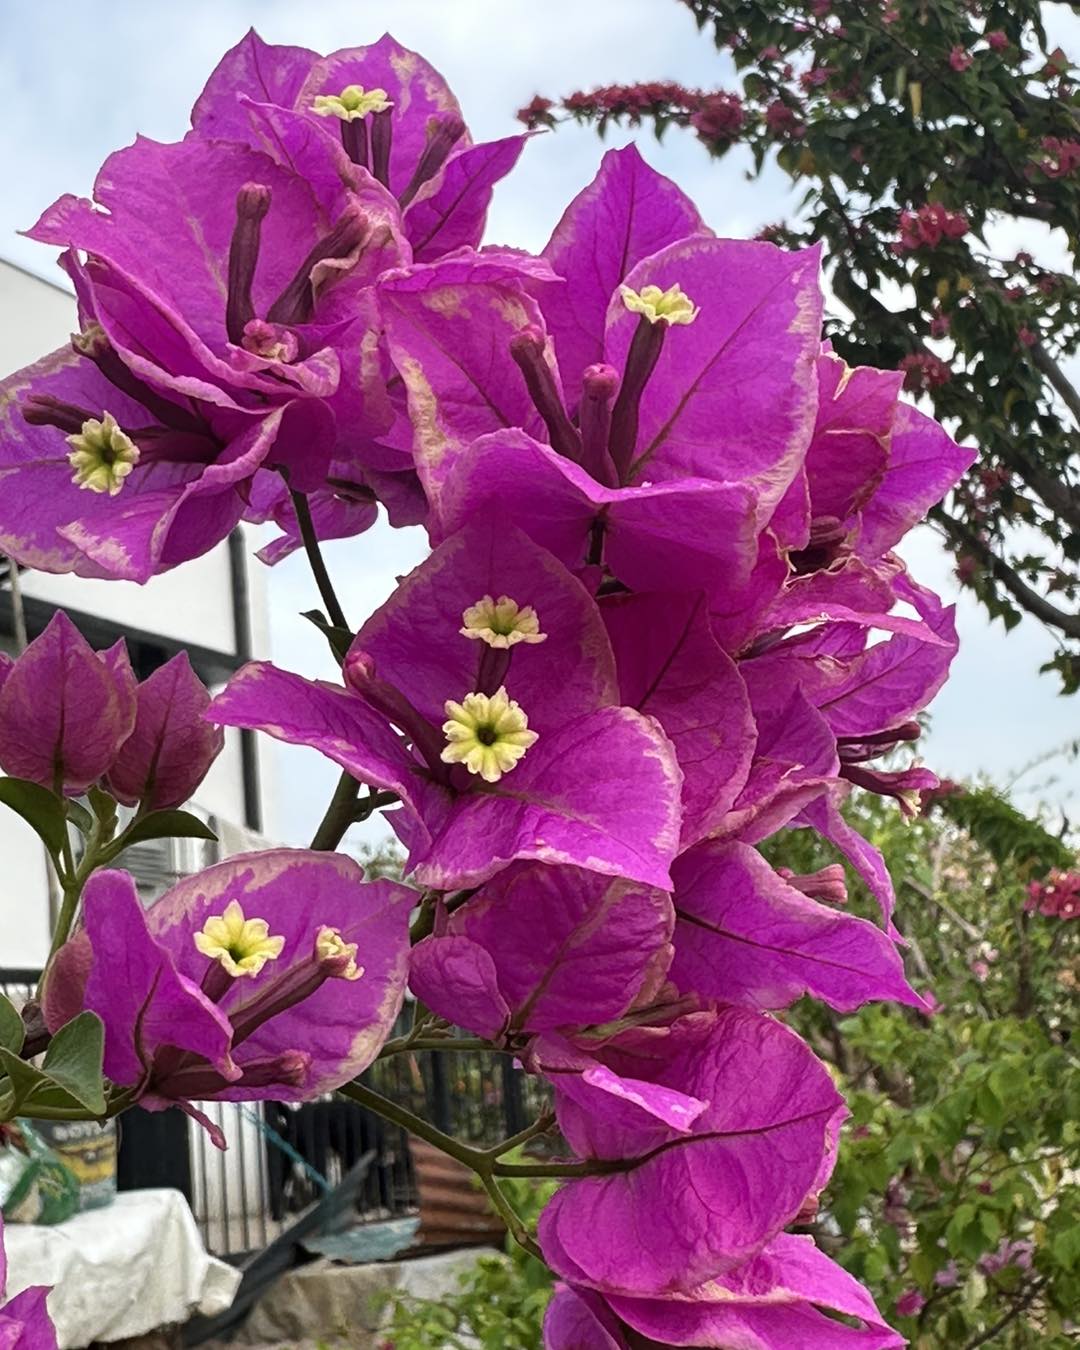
{"left": 289, "top": 487, "right": 349, "bottom": 630}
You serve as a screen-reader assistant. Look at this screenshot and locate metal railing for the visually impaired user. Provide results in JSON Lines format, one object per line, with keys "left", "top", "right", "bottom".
{"left": 2, "top": 973, "right": 546, "bottom": 1261}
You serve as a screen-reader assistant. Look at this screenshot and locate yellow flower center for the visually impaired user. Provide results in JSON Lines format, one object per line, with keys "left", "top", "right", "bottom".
{"left": 315, "top": 926, "right": 364, "bottom": 981}
{"left": 66, "top": 413, "right": 140, "bottom": 496}
{"left": 194, "top": 898, "right": 286, "bottom": 979}
{"left": 312, "top": 85, "right": 393, "bottom": 121}
{"left": 619, "top": 282, "right": 699, "bottom": 326}
{"left": 441, "top": 686, "right": 538, "bottom": 783}
{"left": 460, "top": 595, "right": 547, "bottom": 649}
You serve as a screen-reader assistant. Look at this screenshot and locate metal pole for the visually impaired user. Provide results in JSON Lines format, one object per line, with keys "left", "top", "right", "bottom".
{"left": 4, "top": 556, "right": 27, "bottom": 652}
{"left": 228, "top": 530, "right": 262, "bottom": 832}
{"left": 5, "top": 558, "right": 60, "bottom": 930}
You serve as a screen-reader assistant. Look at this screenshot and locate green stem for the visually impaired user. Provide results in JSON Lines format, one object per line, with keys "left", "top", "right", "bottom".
{"left": 480, "top": 1111, "right": 556, "bottom": 1159}
{"left": 480, "top": 1174, "right": 542, "bottom": 1257}
{"left": 492, "top": 1159, "right": 605, "bottom": 1178}
{"left": 310, "top": 769, "right": 362, "bottom": 850}
{"left": 410, "top": 892, "right": 439, "bottom": 944}
{"left": 409, "top": 888, "right": 473, "bottom": 945}
{"left": 289, "top": 487, "right": 349, "bottom": 631}
{"left": 354, "top": 790, "right": 398, "bottom": 821}
{"left": 376, "top": 1035, "right": 502, "bottom": 1060}
{"left": 335, "top": 1082, "right": 603, "bottom": 1258}
{"left": 338, "top": 1080, "right": 488, "bottom": 1173}
{"left": 39, "top": 812, "right": 106, "bottom": 991}
{"left": 42, "top": 883, "right": 80, "bottom": 972}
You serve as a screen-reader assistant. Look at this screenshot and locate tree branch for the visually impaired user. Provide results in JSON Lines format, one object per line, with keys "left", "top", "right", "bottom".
{"left": 961, "top": 1277, "right": 1046, "bottom": 1350}
{"left": 844, "top": 271, "right": 1080, "bottom": 530}
{"left": 937, "top": 509, "right": 1080, "bottom": 640}
{"left": 1030, "top": 340, "right": 1080, "bottom": 428}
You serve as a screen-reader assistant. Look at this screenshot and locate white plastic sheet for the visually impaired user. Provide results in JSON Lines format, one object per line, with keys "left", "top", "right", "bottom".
{"left": 3, "top": 1188, "right": 240, "bottom": 1347}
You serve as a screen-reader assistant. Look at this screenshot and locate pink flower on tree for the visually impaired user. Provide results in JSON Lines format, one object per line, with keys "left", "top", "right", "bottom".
{"left": 1036, "top": 136, "right": 1080, "bottom": 178}
{"left": 900, "top": 351, "right": 953, "bottom": 392}
{"left": 689, "top": 91, "right": 745, "bottom": 146}
{"left": 949, "top": 46, "right": 974, "bottom": 72}
{"left": 765, "top": 98, "right": 804, "bottom": 137}
{"left": 895, "top": 203, "right": 969, "bottom": 252}
{"left": 1025, "top": 871, "right": 1080, "bottom": 920}
{"left": 895, "top": 1289, "right": 926, "bottom": 1317}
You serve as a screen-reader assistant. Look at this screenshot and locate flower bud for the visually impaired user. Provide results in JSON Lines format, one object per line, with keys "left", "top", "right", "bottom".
{"left": 106, "top": 652, "right": 224, "bottom": 810}
{"left": 0, "top": 611, "right": 136, "bottom": 795}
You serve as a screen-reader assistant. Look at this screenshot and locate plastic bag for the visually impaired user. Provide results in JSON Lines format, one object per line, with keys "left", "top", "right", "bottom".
{"left": 0, "top": 1122, "right": 80, "bottom": 1224}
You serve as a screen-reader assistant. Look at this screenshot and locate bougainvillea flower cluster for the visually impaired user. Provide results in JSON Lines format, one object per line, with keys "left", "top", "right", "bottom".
{"left": 43, "top": 851, "right": 412, "bottom": 1143}
{"left": 1035, "top": 135, "right": 1080, "bottom": 179}
{"left": 1025, "top": 870, "right": 1080, "bottom": 921}
{"left": 893, "top": 202, "right": 969, "bottom": 253}
{"left": 0, "top": 31, "right": 526, "bottom": 579}
{"left": 3, "top": 31, "right": 978, "bottom": 1350}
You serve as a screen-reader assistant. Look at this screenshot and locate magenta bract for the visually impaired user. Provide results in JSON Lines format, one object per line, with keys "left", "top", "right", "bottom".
{"left": 540, "top": 144, "right": 708, "bottom": 412}
{"left": 0, "top": 1216, "right": 57, "bottom": 1350}
{"left": 546, "top": 1234, "right": 905, "bottom": 1349}
{"left": 536, "top": 1007, "right": 845, "bottom": 1295}
{"left": 410, "top": 863, "right": 675, "bottom": 1038}
{"left": 191, "top": 31, "right": 527, "bottom": 263}
{"left": 669, "top": 841, "right": 928, "bottom": 1012}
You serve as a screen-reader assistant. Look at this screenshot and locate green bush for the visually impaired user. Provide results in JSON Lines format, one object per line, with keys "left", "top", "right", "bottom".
{"left": 380, "top": 1169, "right": 557, "bottom": 1350}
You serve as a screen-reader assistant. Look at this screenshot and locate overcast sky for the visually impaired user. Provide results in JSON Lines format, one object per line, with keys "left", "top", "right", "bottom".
{"left": 1, "top": 1, "right": 1077, "bottom": 844}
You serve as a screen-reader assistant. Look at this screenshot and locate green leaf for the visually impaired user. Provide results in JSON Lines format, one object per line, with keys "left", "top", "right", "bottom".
{"left": 0, "top": 1011, "right": 107, "bottom": 1117}
{"left": 0, "top": 995, "right": 25, "bottom": 1055}
{"left": 65, "top": 800, "right": 95, "bottom": 836}
{"left": 40, "top": 1012, "right": 107, "bottom": 1113}
{"left": 946, "top": 1203, "right": 976, "bottom": 1255}
{"left": 112, "top": 809, "right": 218, "bottom": 852}
{"left": 0, "top": 776, "right": 68, "bottom": 857}
{"left": 302, "top": 609, "right": 354, "bottom": 663}
{"left": 978, "top": 1209, "right": 1001, "bottom": 1243}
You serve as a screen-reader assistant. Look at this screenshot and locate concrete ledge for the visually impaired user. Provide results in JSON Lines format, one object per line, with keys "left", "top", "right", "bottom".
{"left": 227, "top": 1248, "right": 498, "bottom": 1348}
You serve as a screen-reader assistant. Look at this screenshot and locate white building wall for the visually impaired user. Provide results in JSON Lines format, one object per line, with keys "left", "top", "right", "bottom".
{"left": 0, "top": 259, "right": 275, "bottom": 970}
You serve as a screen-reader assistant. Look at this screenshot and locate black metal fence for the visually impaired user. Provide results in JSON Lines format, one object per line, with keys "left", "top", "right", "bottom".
{"left": 1, "top": 972, "right": 545, "bottom": 1261}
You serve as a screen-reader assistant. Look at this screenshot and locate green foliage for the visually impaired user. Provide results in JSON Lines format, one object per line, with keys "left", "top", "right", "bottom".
{"left": 785, "top": 788, "right": 1080, "bottom": 1348}
{"left": 540, "top": 0, "right": 1080, "bottom": 687}
{"left": 933, "top": 785, "right": 1073, "bottom": 875}
{"left": 0, "top": 997, "right": 24, "bottom": 1056}
{"left": 381, "top": 1168, "right": 558, "bottom": 1349}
